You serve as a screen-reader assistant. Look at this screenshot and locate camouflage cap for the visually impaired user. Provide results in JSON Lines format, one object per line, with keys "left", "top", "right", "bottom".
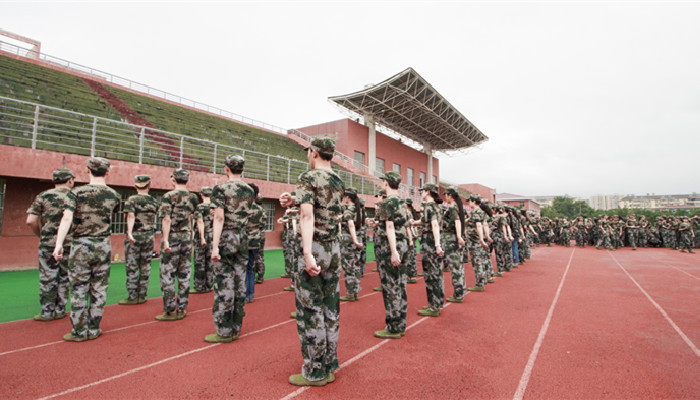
{"left": 171, "top": 168, "right": 189, "bottom": 181}
{"left": 225, "top": 155, "right": 245, "bottom": 172}
{"left": 201, "top": 186, "right": 213, "bottom": 197}
{"left": 87, "top": 157, "right": 110, "bottom": 174}
{"left": 405, "top": 198, "right": 413, "bottom": 205}
{"left": 52, "top": 168, "right": 74, "bottom": 183}
{"left": 344, "top": 187, "right": 358, "bottom": 196}
{"left": 375, "top": 189, "right": 387, "bottom": 198}
{"left": 420, "top": 183, "right": 439, "bottom": 192}
{"left": 305, "top": 137, "right": 335, "bottom": 158}
{"left": 468, "top": 193, "right": 481, "bottom": 202}
{"left": 381, "top": 171, "right": 402, "bottom": 188}
{"left": 445, "top": 187, "right": 458, "bottom": 196}
{"left": 134, "top": 175, "right": 151, "bottom": 188}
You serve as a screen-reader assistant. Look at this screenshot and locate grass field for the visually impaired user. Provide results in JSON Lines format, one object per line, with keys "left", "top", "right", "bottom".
{"left": 0, "top": 243, "right": 376, "bottom": 323}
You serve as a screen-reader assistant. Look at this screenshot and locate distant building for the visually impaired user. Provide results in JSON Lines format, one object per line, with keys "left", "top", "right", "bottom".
{"left": 619, "top": 194, "right": 700, "bottom": 211}
{"left": 458, "top": 183, "right": 496, "bottom": 204}
{"left": 496, "top": 193, "right": 541, "bottom": 215}
{"left": 589, "top": 194, "right": 621, "bottom": 211}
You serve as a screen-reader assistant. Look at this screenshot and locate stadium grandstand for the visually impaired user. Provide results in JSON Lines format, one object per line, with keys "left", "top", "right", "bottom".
{"left": 0, "top": 32, "right": 487, "bottom": 270}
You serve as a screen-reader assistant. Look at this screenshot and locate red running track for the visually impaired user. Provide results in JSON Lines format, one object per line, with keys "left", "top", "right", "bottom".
{"left": 0, "top": 246, "right": 698, "bottom": 399}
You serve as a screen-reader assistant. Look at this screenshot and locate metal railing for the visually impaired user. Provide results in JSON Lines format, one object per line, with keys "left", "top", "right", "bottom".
{"left": 0, "top": 40, "right": 376, "bottom": 175}
{"left": 0, "top": 96, "right": 388, "bottom": 196}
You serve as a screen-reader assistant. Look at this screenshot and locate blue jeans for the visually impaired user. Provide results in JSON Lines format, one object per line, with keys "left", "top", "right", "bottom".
{"left": 245, "top": 249, "right": 259, "bottom": 301}
{"left": 511, "top": 239, "right": 520, "bottom": 264}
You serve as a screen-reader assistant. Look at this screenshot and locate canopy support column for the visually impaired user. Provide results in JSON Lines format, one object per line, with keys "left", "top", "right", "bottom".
{"left": 424, "top": 141, "right": 433, "bottom": 184}
{"left": 365, "top": 115, "right": 377, "bottom": 175}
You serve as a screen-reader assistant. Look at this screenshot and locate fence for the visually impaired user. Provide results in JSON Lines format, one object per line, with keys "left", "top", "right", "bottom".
{"left": 0, "top": 96, "right": 388, "bottom": 196}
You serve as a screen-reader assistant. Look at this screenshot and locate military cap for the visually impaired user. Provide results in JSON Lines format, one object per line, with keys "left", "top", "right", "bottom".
{"left": 445, "top": 187, "right": 458, "bottom": 196}
{"left": 405, "top": 198, "right": 413, "bottom": 205}
{"left": 381, "top": 171, "right": 402, "bottom": 188}
{"left": 225, "top": 155, "right": 245, "bottom": 172}
{"left": 134, "top": 175, "right": 151, "bottom": 188}
{"left": 52, "top": 168, "right": 74, "bottom": 183}
{"left": 201, "top": 186, "right": 213, "bottom": 197}
{"left": 359, "top": 197, "right": 365, "bottom": 205}
{"left": 305, "top": 136, "right": 336, "bottom": 158}
{"left": 87, "top": 157, "right": 110, "bottom": 174}
{"left": 468, "top": 193, "right": 481, "bottom": 203}
{"left": 344, "top": 187, "right": 358, "bottom": 196}
{"left": 172, "top": 168, "right": 189, "bottom": 181}
{"left": 375, "top": 189, "right": 387, "bottom": 198}
{"left": 420, "top": 183, "right": 439, "bottom": 192}
{"left": 255, "top": 195, "right": 263, "bottom": 205}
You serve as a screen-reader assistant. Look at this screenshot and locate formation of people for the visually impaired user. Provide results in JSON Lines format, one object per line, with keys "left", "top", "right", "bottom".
{"left": 25, "top": 136, "right": 696, "bottom": 387}
{"left": 533, "top": 215, "right": 698, "bottom": 252}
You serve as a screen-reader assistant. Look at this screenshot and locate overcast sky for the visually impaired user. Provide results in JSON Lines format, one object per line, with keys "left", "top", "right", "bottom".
{"left": 3, "top": 1, "right": 699, "bottom": 198}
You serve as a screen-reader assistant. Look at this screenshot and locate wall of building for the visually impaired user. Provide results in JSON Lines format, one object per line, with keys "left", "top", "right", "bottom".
{"left": 458, "top": 184, "right": 496, "bottom": 204}
{"left": 298, "top": 119, "right": 440, "bottom": 188}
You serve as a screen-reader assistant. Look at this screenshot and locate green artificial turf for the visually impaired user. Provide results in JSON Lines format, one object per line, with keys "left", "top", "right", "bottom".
{"left": 0, "top": 243, "right": 375, "bottom": 324}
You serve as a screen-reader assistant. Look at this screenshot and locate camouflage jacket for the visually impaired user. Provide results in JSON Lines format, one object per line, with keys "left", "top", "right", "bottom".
{"left": 194, "top": 203, "right": 214, "bottom": 236}
{"left": 247, "top": 202, "right": 266, "bottom": 249}
{"left": 65, "top": 184, "right": 121, "bottom": 238}
{"left": 420, "top": 201, "right": 441, "bottom": 235}
{"left": 341, "top": 204, "right": 357, "bottom": 235}
{"left": 124, "top": 194, "right": 158, "bottom": 235}
{"left": 466, "top": 207, "right": 486, "bottom": 243}
{"left": 295, "top": 169, "right": 345, "bottom": 242}
{"left": 27, "top": 186, "right": 73, "bottom": 251}
{"left": 441, "top": 204, "right": 459, "bottom": 235}
{"left": 159, "top": 189, "right": 198, "bottom": 233}
{"left": 377, "top": 194, "right": 410, "bottom": 240}
{"left": 211, "top": 180, "right": 254, "bottom": 231}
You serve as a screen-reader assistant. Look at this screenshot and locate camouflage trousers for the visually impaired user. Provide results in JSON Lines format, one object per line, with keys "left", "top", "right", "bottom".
{"left": 596, "top": 232, "right": 613, "bottom": 250}
{"left": 442, "top": 233, "right": 465, "bottom": 298}
{"left": 160, "top": 231, "right": 192, "bottom": 313}
{"left": 462, "top": 243, "right": 469, "bottom": 264}
{"left": 561, "top": 230, "right": 571, "bottom": 247}
{"left": 376, "top": 235, "right": 408, "bottom": 333}
{"left": 124, "top": 234, "right": 154, "bottom": 300}
{"left": 254, "top": 236, "right": 266, "bottom": 281}
{"left": 407, "top": 240, "right": 418, "bottom": 278}
{"left": 679, "top": 231, "right": 693, "bottom": 251}
{"left": 626, "top": 229, "right": 638, "bottom": 249}
{"left": 358, "top": 230, "right": 367, "bottom": 277}
{"left": 295, "top": 239, "right": 341, "bottom": 381}
{"left": 68, "top": 237, "right": 111, "bottom": 338}
{"left": 212, "top": 230, "right": 248, "bottom": 337}
{"left": 340, "top": 233, "right": 362, "bottom": 296}
{"left": 694, "top": 230, "right": 700, "bottom": 249}
{"left": 575, "top": 230, "right": 585, "bottom": 247}
{"left": 420, "top": 233, "right": 444, "bottom": 310}
{"left": 284, "top": 235, "right": 301, "bottom": 286}
{"left": 469, "top": 243, "right": 489, "bottom": 287}
{"left": 492, "top": 232, "right": 509, "bottom": 273}
{"left": 519, "top": 235, "right": 530, "bottom": 260}
{"left": 638, "top": 229, "right": 649, "bottom": 247}
{"left": 193, "top": 233, "right": 213, "bottom": 292}
{"left": 37, "top": 248, "right": 70, "bottom": 318}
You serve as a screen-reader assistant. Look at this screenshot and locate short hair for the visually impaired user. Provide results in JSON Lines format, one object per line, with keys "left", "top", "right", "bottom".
{"left": 53, "top": 177, "right": 72, "bottom": 184}
{"left": 318, "top": 151, "right": 333, "bottom": 161}
{"left": 88, "top": 168, "right": 107, "bottom": 177}
{"left": 174, "top": 176, "right": 188, "bottom": 184}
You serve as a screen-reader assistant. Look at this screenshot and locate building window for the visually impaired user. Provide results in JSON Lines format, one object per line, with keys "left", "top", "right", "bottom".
{"left": 263, "top": 202, "right": 275, "bottom": 232}
{"left": 353, "top": 151, "right": 365, "bottom": 170}
{"left": 376, "top": 158, "right": 385, "bottom": 177}
{"left": 432, "top": 175, "right": 437, "bottom": 184}
{"left": 392, "top": 163, "right": 400, "bottom": 173}
{"left": 406, "top": 168, "right": 414, "bottom": 187}
{"left": 0, "top": 179, "right": 5, "bottom": 233}
{"left": 419, "top": 172, "right": 426, "bottom": 187}
{"left": 520, "top": 202, "right": 525, "bottom": 207}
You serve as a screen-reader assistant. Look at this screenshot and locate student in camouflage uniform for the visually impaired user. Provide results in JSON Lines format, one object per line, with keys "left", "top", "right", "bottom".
{"left": 119, "top": 175, "right": 158, "bottom": 305}
{"left": 595, "top": 215, "right": 614, "bottom": 250}
{"left": 373, "top": 172, "right": 411, "bottom": 338}
{"left": 52, "top": 158, "right": 120, "bottom": 342}
{"left": 192, "top": 187, "right": 214, "bottom": 294}
{"left": 339, "top": 187, "right": 363, "bottom": 302}
{"left": 692, "top": 216, "right": 700, "bottom": 249}
{"left": 625, "top": 215, "right": 639, "bottom": 250}
{"left": 279, "top": 137, "right": 345, "bottom": 386}
{"left": 466, "top": 194, "right": 490, "bottom": 292}
{"left": 245, "top": 184, "right": 264, "bottom": 303}
{"left": 638, "top": 216, "right": 650, "bottom": 248}
{"left": 678, "top": 217, "right": 695, "bottom": 253}
{"left": 26, "top": 168, "right": 74, "bottom": 321}
{"left": 253, "top": 196, "right": 267, "bottom": 284}
{"left": 405, "top": 198, "right": 420, "bottom": 284}
{"left": 519, "top": 210, "right": 532, "bottom": 260}
{"left": 491, "top": 206, "right": 510, "bottom": 274}
{"left": 481, "top": 203, "right": 496, "bottom": 281}
{"left": 357, "top": 197, "right": 368, "bottom": 277}
{"left": 371, "top": 190, "right": 388, "bottom": 291}
{"left": 205, "top": 155, "right": 254, "bottom": 343}
{"left": 560, "top": 218, "right": 572, "bottom": 248}
{"left": 442, "top": 188, "right": 466, "bottom": 303}
{"left": 417, "top": 183, "right": 445, "bottom": 317}
{"left": 156, "top": 168, "right": 198, "bottom": 321}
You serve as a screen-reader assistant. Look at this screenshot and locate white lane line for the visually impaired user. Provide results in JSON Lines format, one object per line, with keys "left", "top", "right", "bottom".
{"left": 36, "top": 319, "right": 296, "bottom": 400}
{"left": 651, "top": 257, "right": 700, "bottom": 281}
{"left": 610, "top": 253, "right": 700, "bottom": 357}
{"left": 280, "top": 303, "right": 453, "bottom": 400}
{"left": 513, "top": 247, "right": 575, "bottom": 400}
{"left": 0, "top": 340, "right": 64, "bottom": 357}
